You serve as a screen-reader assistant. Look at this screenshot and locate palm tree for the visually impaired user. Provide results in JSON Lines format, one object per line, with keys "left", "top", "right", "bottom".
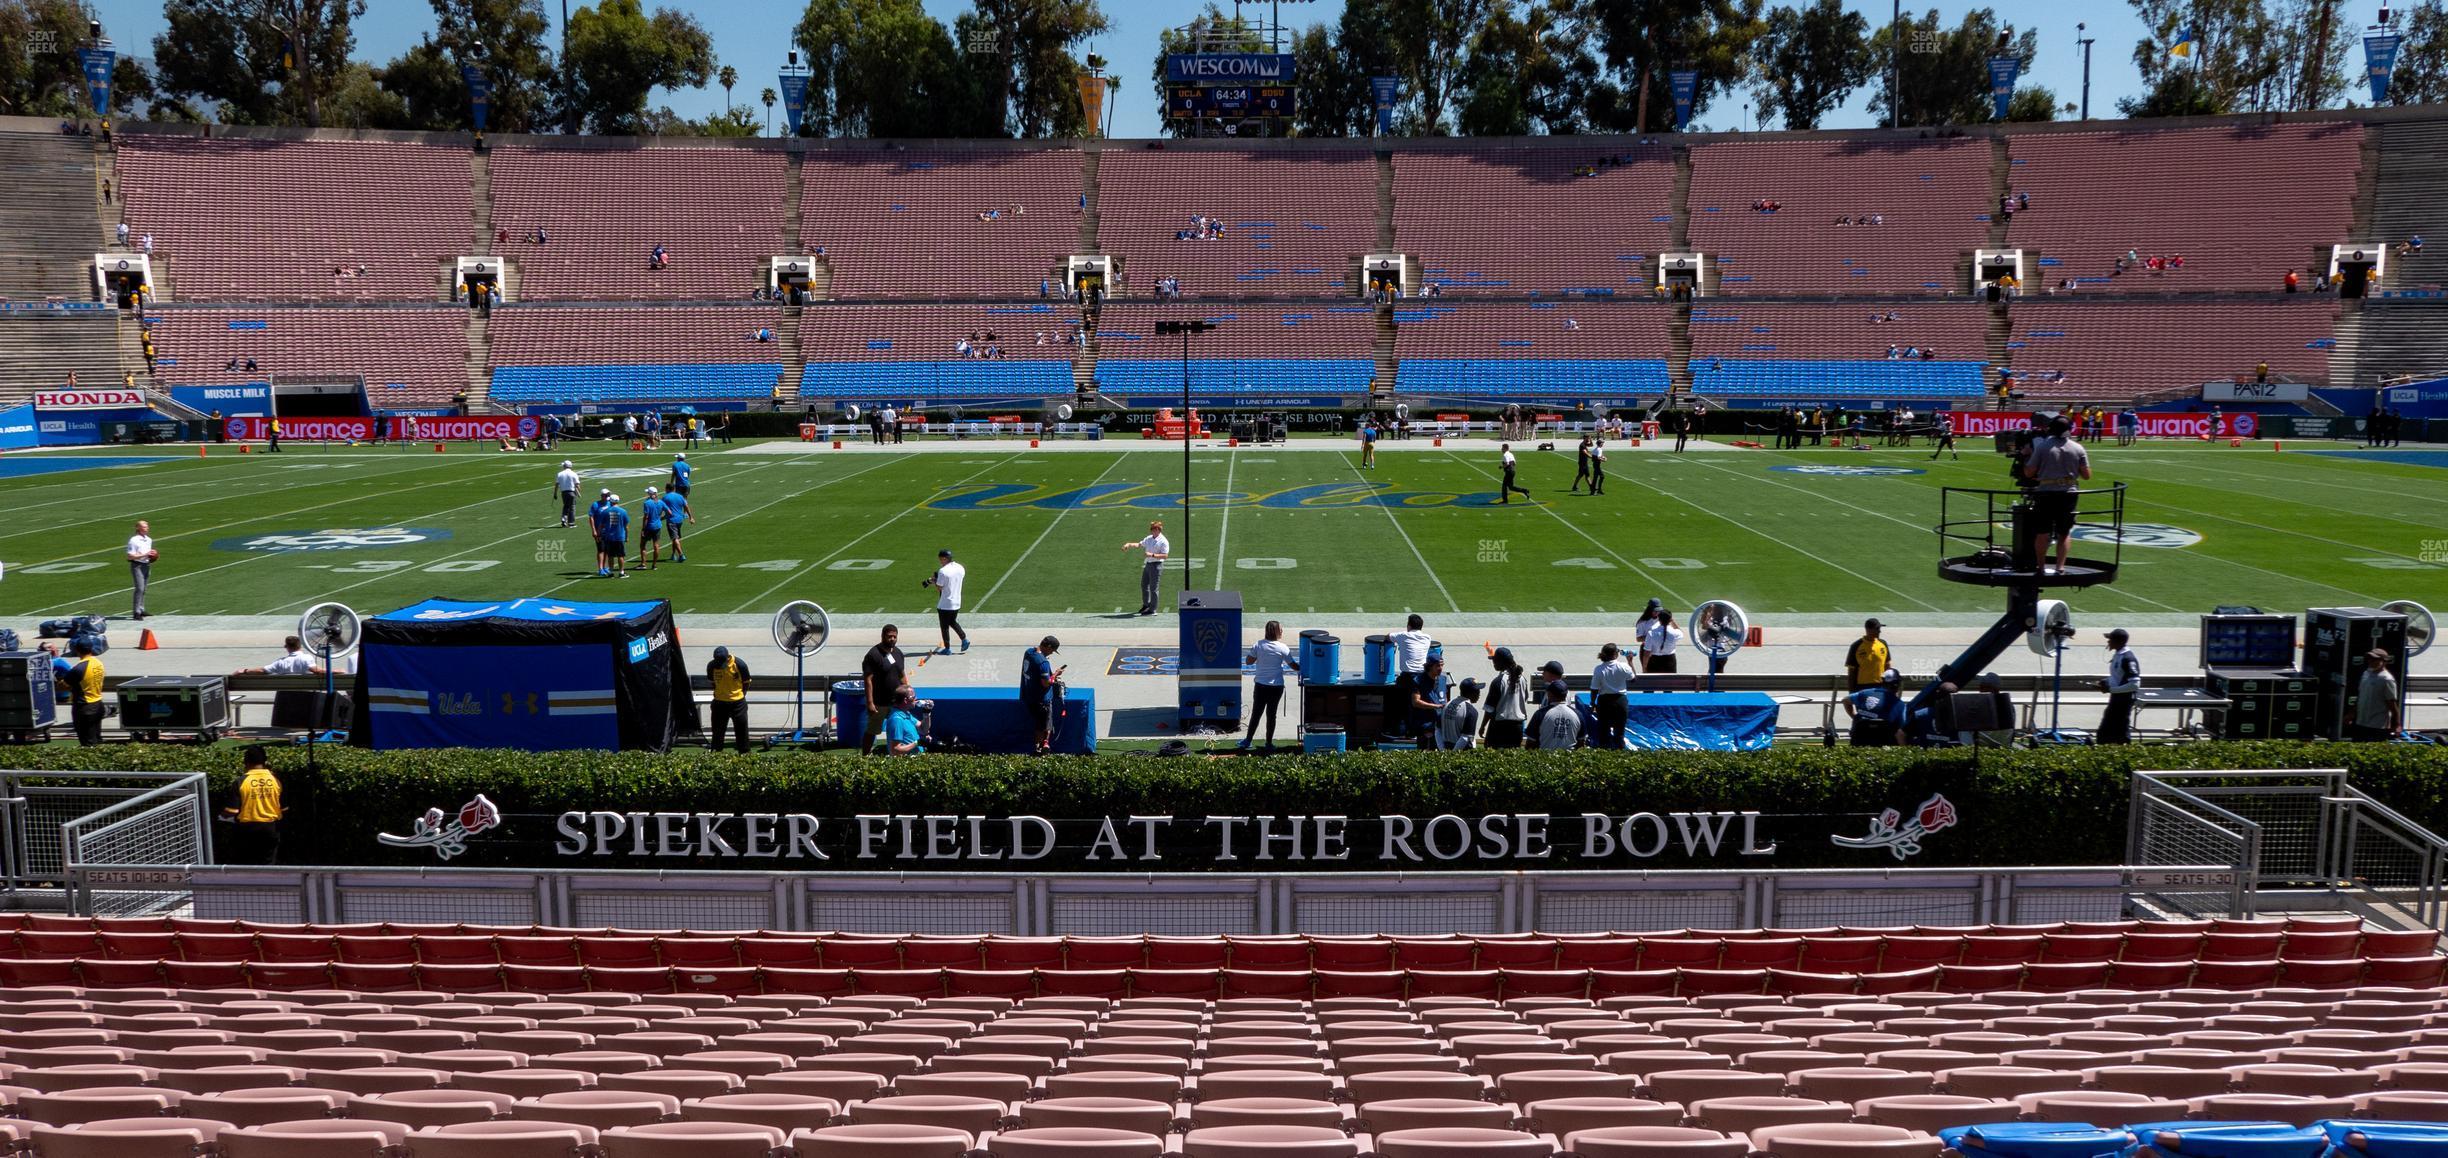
{"left": 719, "top": 64, "right": 738, "bottom": 112}
{"left": 761, "top": 86, "right": 776, "bottom": 136}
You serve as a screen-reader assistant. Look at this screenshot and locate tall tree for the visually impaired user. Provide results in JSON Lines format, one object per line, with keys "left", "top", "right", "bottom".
{"left": 760, "top": 84, "right": 776, "bottom": 134}
{"left": 1572, "top": 0, "right": 1768, "bottom": 135}
{"left": 793, "top": 0, "right": 987, "bottom": 137}
{"left": 375, "top": 37, "right": 465, "bottom": 130}
{"left": 1751, "top": 0, "right": 1872, "bottom": 130}
{"left": 112, "top": 57, "right": 158, "bottom": 116}
{"left": 153, "top": 0, "right": 364, "bottom": 126}
{"left": 1383, "top": 0, "right": 1494, "bottom": 134}
{"left": 1292, "top": 0, "right": 1400, "bottom": 137}
{"left": 323, "top": 59, "right": 412, "bottom": 128}
{"left": 969, "top": 0, "right": 1109, "bottom": 138}
{"left": 562, "top": 0, "right": 713, "bottom": 135}
{"left": 2117, "top": 0, "right": 2343, "bottom": 114}
{"left": 422, "top": 0, "right": 558, "bottom": 133}
{"left": 1455, "top": 0, "right": 1588, "bottom": 135}
{"left": 2381, "top": 1, "right": 2448, "bottom": 105}
{"left": 2005, "top": 83, "right": 2063, "bottom": 120}
{"left": 719, "top": 63, "right": 736, "bottom": 110}
{"left": 1865, "top": 7, "right": 2034, "bottom": 127}
{"left": 0, "top": 0, "right": 98, "bottom": 119}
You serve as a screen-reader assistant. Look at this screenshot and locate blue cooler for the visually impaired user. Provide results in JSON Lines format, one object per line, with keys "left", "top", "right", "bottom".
{"left": 1363, "top": 634, "right": 1392, "bottom": 685}
{"left": 831, "top": 680, "right": 868, "bottom": 749}
{"left": 1299, "top": 631, "right": 1341, "bottom": 686}
{"left": 1301, "top": 723, "right": 1346, "bottom": 753}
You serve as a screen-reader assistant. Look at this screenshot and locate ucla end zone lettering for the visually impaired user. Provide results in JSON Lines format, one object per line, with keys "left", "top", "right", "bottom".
{"left": 929, "top": 482, "right": 1518, "bottom": 512}
{"left": 213, "top": 527, "right": 452, "bottom": 552}
{"left": 1768, "top": 465, "right": 1927, "bottom": 477}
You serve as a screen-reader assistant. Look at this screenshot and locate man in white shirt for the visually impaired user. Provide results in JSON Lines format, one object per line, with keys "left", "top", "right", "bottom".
{"left": 1590, "top": 642, "right": 1639, "bottom": 748}
{"left": 922, "top": 549, "right": 969, "bottom": 654}
{"left": 1498, "top": 444, "right": 1531, "bottom": 504}
{"left": 1241, "top": 620, "right": 1298, "bottom": 750}
{"left": 236, "top": 635, "right": 324, "bottom": 677}
{"left": 1389, "top": 614, "right": 1433, "bottom": 679}
{"left": 881, "top": 404, "right": 902, "bottom": 444}
{"left": 2097, "top": 627, "right": 2142, "bottom": 744}
{"left": 1587, "top": 439, "right": 1608, "bottom": 495}
{"left": 1641, "top": 610, "right": 1685, "bottom": 673}
{"left": 1437, "top": 678, "right": 1483, "bottom": 750}
{"left": 552, "top": 460, "right": 580, "bottom": 528}
{"left": 1123, "top": 520, "right": 1170, "bottom": 616}
{"left": 621, "top": 415, "right": 637, "bottom": 440}
{"left": 126, "top": 520, "right": 157, "bottom": 620}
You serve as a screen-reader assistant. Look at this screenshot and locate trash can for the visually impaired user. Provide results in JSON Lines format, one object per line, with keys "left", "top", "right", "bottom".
{"left": 1299, "top": 631, "right": 1340, "bottom": 686}
{"left": 1362, "top": 634, "right": 1392, "bottom": 685}
{"left": 1301, "top": 723, "right": 1346, "bottom": 753}
{"left": 831, "top": 679, "right": 867, "bottom": 750}
{"left": 1086, "top": 424, "right": 1103, "bottom": 442}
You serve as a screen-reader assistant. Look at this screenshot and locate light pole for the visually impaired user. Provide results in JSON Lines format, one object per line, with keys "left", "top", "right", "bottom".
{"left": 2076, "top": 22, "right": 2095, "bottom": 120}
{"left": 1156, "top": 318, "right": 1215, "bottom": 591}
{"left": 1890, "top": 0, "right": 1902, "bottom": 129}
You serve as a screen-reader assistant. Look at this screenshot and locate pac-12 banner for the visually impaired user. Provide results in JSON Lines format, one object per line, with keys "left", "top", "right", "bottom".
{"left": 224, "top": 416, "right": 540, "bottom": 441}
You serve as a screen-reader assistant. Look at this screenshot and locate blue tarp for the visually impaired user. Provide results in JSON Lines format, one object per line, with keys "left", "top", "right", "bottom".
{"left": 1577, "top": 692, "right": 1777, "bottom": 752}
{"left": 356, "top": 598, "right": 691, "bottom": 752}
{"left": 919, "top": 685, "right": 1096, "bottom": 755}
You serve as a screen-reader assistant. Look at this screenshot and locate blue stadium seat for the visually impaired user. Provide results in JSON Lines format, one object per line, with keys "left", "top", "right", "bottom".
{"left": 800, "top": 360, "right": 1073, "bottom": 402}
{"left": 2318, "top": 1122, "right": 2448, "bottom": 1158}
{"left": 1936, "top": 1123, "right": 2132, "bottom": 1158}
{"left": 489, "top": 363, "right": 782, "bottom": 405}
{"left": 1395, "top": 358, "right": 1670, "bottom": 397}
{"left": 1093, "top": 358, "right": 1373, "bottom": 394}
{"left": 1690, "top": 358, "right": 1987, "bottom": 401}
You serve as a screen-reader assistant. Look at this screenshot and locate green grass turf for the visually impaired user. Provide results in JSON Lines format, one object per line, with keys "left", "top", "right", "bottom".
{"left": 0, "top": 439, "right": 2441, "bottom": 619}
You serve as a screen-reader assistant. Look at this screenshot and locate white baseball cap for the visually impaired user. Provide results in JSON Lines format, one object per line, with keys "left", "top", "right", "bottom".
{"left": 675, "top": 452, "right": 686, "bottom": 460}
{"left": 561, "top": 460, "right": 573, "bottom": 468}
{"left": 645, "top": 486, "right": 659, "bottom": 495}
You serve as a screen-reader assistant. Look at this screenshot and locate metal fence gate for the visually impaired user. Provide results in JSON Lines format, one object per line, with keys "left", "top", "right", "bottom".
{"left": 2128, "top": 768, "right": 2448, "bottom": 928}
{"left": 2, "top": 772, "right": 212, "bottom": 915}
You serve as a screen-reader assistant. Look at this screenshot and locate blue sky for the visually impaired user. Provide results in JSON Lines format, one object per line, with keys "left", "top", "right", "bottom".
{"left": 88, "top": 0, "right": 2158, "bottom": 136}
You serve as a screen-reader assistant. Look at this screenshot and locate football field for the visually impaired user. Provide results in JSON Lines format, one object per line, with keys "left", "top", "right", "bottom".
{"left": 0, "top": 438, "right": 2441, "bottom": 621}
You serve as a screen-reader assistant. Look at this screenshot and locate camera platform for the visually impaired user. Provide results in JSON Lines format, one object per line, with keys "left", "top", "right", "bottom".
{"left": 1935, "top": 484, "right": 2127, "bottom": 590}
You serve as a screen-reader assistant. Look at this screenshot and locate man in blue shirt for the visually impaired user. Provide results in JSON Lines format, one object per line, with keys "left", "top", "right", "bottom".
{"left": 544, "top": 414, "right": 563, "bottom": 450}
{"left": 669, "top": 452, "right": 692, "bottom": 497}
{"left": 637, "top": 487, "right": 669, "bottom": 570}
{"left": 587, "top": 488, "right": 613, "bottom": 577}
{"left": 599, "top": 494, "right": 630, "bottom": 579}
{"left": 1846, "top": 668, "right": 1907, "bottom": 747}
{"left": 1405, "top": 655, "right": 1452, "bottom": 739}
{"left": 1359, "top": 422, "right": 1378, "bottom": 469}
{"left": 658, "top": 487, "right": 690, "bottom": 563}
{"left": 1021, "top": 635, "right": 1064, "bottom": 755}
{"left": 884, "top": 685, "right": 925, "bottom": 755}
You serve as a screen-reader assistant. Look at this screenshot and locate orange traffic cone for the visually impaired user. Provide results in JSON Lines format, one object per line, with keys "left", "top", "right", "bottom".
{"left": 137, "top": 629, "right": 160, "bottom": 650}
{"left": 2275, "top": 441, "right": 2283, "bottom": 452}
{"left": 2229, "top": 437, "right": 2242, "bottom": 448}
{"left": 239, "top": 444, "right": 251, "bottom": 454}
{"left": 434, "top": 442, "right": 445, "bottom": 452}
{"left": 198, "top": 445, "right": 208, "bottom": 457}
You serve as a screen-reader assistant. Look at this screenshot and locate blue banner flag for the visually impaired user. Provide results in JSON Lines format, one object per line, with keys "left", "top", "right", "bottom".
{"left": 1668, "top": 69, "right": 1698, "bottom": 131}
{"left": 76, "top": 45, "right": 114, "bottom": 117}
{"left": 779, "top": 70, "right": 810, "bottom": 135}
{"left": 460, "top": 63, "right": 492, "bottom": 132}
{"left": 2367, "top": 31, "right": 2404, "bottom": 104}
{"left": 1987, "top": 55, "right": 2022, "bottom": 120}
{"left": 1369, "top": 76, "right": 1400, "bottom": 135}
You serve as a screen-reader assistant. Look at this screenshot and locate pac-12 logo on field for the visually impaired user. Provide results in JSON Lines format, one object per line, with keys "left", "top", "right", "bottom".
{"left": 1769, "top": 465, "right": 1927, "bottom": 477}
{"left": 2069, "top": 522, "right": 2201, "bottom": 549}
{"left": 213, "top": 527, "right": 454, "bottom": 552}
{"left": 581, "top": 467, "right": 672, "bottom": 480}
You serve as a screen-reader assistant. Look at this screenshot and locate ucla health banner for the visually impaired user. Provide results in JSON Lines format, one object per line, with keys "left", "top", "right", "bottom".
{"left": 2367, "top": 31, "right": 2404, "bottom": 104}
{"left": 778, "top": 70, "right": 809, "bottom": 135}
{"left": 461, "top": 64, "right": 492, "bottom": 132}
{"left": 1668, "top": 69, "right": 1698, "bottom": 130}
{"left": 1370, "top": 76, "right": 1400, "bottom": 135}
{"left": 77, "top": 45, "right": 113, "bottom": 117}
{"left": 1988, "top": 55, "right": 2022, "bottom": 120}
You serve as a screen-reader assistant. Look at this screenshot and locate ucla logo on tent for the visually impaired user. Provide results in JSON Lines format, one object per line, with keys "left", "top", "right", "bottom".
{"left": 1768, "top": 465, "right": 1926, "bottom": 478}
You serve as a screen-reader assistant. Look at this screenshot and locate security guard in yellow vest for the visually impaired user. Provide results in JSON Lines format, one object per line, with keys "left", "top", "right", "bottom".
{"left": 1846, "top": 618, "right": 1891, "bottom": 692}
{"left": 707, "top": 646, "right": 752, "bottom": 753}
{"left": 223, "top": 745, "right": 284, "bottom": 864}
{"left": 65, "top": 638, "right": 106, "bottom": 746}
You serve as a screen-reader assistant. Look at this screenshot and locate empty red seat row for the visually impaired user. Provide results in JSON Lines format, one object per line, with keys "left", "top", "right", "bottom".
{"left": 7, "top": 957, "right": 2439, "bottom": 999}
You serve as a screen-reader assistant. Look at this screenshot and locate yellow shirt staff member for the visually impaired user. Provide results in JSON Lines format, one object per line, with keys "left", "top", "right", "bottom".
{"left": 706, "top": 646, "right": 752, "bottom": 754}
{"left": 65, "top": 638, "right": 107, "bottom": 746}
{"left": 222, "top": 745, "right": 284, "bottom": 864}
{"left": 1846, "top": 618, "right": 1891, "bottom": 692}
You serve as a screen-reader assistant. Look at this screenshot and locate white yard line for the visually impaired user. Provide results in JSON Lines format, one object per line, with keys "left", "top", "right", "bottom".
{"left": 1340, "top": 451, "right": 1459, "bottom": 613}
{"left": 1442, "top": 454, "right": 1694, "bottom": 608}
{"left": 1213, "top": 445, "right": 1238, "bottom": 589}
{"left": 731, "top": 459, "right": 1014, "bottom": 614}
{"left": 973, "top": 455, "right": 1130, "bottom": 613}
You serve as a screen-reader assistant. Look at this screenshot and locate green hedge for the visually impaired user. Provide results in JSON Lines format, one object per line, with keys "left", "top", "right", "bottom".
{"left": 8, "top": 742, "right": 2442, "bottom": 871}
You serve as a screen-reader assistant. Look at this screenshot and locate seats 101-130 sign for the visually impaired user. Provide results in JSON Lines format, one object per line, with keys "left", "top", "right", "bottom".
{"left": 1168, "top": 86, "right": 1294, "bottom": 118}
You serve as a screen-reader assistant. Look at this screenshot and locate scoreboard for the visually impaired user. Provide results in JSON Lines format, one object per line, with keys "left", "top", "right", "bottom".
{"left": 1168, "top": 86, "right": 1295, "bottom": 117}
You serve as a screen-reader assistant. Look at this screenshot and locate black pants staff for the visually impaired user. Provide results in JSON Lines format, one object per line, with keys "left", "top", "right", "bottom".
{"left": 229, "top": 820, "right": 280, "bottom": 864}
{"left": 709, "top": 699, "right": 750, "bottom": 752}
{"left": 1645, "top": 653, "right": 1679, "bottom": 674}
{"left": 1501, "top": 465, "right": 1529, "bottom": 503}
{"left": 1595, "top": 692, "right": 1628, "bottom": 749}
{"left": 559, "top": 491, "right": 576, "bottom": 527}
{"left": 2099, "top": 692, "right": 2135, "bottom": 744}
{"left": 1485, "top": 718, "right": 1525, "bottom": 749}
{"left": 72, "top": 702, "right": 105, "bottom": 746}
{"left": 1246, "top": 682, "right": 1286, "bottom": 745}
{"left": 1588, "top": 457, "right": 1605, "bottom": 494}
{"left": 1571, "top": 458, "right": 1592, "bottom": 492}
